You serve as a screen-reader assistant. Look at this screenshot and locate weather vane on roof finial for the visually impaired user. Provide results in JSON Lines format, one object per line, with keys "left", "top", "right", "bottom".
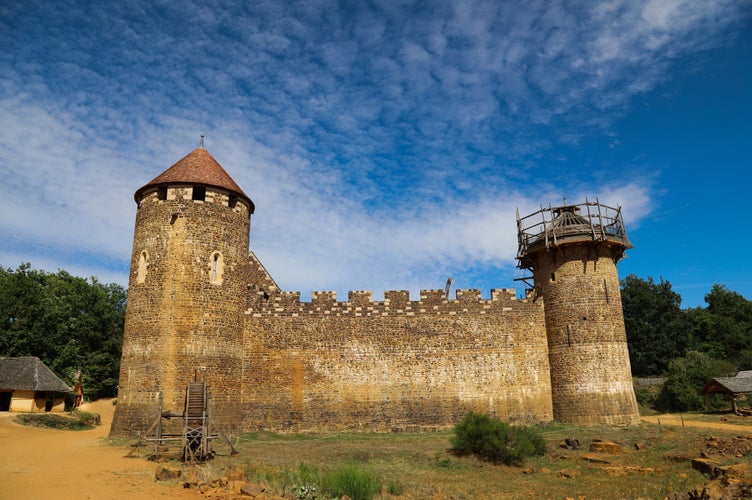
{"left": 199, "top": 134, "right": 205, "bottom": 148}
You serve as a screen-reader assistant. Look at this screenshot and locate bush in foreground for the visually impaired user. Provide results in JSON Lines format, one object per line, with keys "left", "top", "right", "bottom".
{"left": 320, "top": 464, "right": 381, "bottom": 500}
{"left": 283, "top": 463, "right": 381, "bottom": 500}
{"left": 450, "top": 412, "right": 545, "bottom": 466}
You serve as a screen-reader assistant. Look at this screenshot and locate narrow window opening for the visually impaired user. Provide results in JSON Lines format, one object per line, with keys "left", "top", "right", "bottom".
{"left": 550, "top": 273, "right": 556, "bottom": 282}
{"left": 228, "top": 195, "right": 238, "bottom": 209}
{"left": 157, "top": 187, "right": 167, "bottom": 200}
{"left": 192, "top": 186, "right": 206, "bottom": 201}
{"left": 211, "top": 254, "right": 219, "bottom": 281}
{"left": 209, "top": 251, "right": 224, "bottom": 284}
{"left": 136, "top": 251, "right": 148, "bottom": 284}
{"left": 170, "top": 214, "right": 178, "bottom": 225}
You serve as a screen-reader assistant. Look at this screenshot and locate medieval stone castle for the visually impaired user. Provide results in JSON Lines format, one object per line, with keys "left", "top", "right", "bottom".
{"left": 110, "top": 146, "right": 639, "bottom": 436}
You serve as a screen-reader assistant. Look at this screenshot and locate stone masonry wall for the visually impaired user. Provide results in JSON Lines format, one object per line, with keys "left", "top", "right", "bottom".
{"left": 112, "top": 162, "right": 638, "bottom": 436}
{"left": 532, "top": 244, "right": 639, "bottom": 425}
{"left": 241, "top": 288, "right": 553, "bottom": 432}
{"left": 111, "top": 185, "right": 251, "bottom": 436}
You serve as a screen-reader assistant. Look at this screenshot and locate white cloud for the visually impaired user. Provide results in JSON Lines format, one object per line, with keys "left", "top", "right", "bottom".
{"left": 0, "top": 0, "right": 746, "bottom": 297}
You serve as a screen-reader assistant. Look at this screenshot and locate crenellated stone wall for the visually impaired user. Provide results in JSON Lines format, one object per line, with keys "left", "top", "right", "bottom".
{"left": 111, "top": 148, "right": 639, "bottom": 437}
{"left": 240, "top": 287, "right": 553, "bottom": 432}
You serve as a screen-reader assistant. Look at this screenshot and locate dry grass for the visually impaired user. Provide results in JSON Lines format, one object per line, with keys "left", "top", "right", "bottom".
{"left": 13, "top": 411, "right": 99, "bottom": 431}
{"left": 185, "top": 415, "right": 752, "bottom": 499}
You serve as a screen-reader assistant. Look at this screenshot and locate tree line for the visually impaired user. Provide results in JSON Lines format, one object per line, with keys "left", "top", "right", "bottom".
{"left": 621, "top": 274, "right": 752, "bottom": 411}
{"left": 0, "top": 263, "right": 126, "bottom": 399}
{"left": 1, "top": 263, "right": 750, "bottom": 410}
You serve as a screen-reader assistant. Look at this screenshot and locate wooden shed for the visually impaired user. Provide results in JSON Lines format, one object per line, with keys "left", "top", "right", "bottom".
{"left": 700, "top": 370, "right": 752, "bottom": 414}
{"left": 0, "top": 357, "right": 72, "bottom": 412}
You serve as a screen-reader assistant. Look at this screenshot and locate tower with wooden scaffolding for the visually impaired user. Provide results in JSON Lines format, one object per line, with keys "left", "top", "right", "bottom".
{"left": 516, "top": 199, "right": 640, "bottom": 425}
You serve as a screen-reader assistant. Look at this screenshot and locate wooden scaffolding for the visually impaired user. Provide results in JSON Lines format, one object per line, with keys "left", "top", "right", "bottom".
{"left": 144, "top": 381, "right": 226, "bottom": 462}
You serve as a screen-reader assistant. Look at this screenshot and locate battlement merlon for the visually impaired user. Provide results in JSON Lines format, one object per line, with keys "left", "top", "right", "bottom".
{"left": 286, "top": 288, "right": 521, "bottom": 304}
{"left": 246, "top": 287, "right": 529, "bottom": 317}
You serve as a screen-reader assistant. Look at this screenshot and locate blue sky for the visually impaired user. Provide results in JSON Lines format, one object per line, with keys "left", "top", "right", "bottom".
{"left": 1, "top": 0, "right": 750, "bottom": 308}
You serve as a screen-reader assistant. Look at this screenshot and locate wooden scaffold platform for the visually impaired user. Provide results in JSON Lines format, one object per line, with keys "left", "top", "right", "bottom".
{"left": 141, "top": 380, "right": 236, "bottom": 462}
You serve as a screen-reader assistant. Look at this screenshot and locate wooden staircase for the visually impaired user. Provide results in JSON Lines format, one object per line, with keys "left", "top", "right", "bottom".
{"left": 182, "top": 381, "right": 210, "bottom": 462}
{"left": 142, "top": 380, "right": 234, "bottom": 463}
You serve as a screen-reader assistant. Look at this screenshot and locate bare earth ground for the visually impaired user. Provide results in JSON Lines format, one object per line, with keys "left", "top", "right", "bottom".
{"left": 640, "top": 414, "right": 752, "bottom": 434}
{"left": 1, "top": 405, "right": 750, "bottom": 500}
{"left": 0, "top": 399, "right": 194, "bottom": 500}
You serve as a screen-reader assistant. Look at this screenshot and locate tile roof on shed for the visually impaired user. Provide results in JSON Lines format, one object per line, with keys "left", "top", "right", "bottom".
{"left": 134, "top": 147, "right": 254, "bottom": 211}
{"left": 0, "top": 357, "right": 72, "bottom": 392}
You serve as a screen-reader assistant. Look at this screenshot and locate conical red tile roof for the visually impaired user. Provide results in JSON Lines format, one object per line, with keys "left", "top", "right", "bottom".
{"left": 135, "top": 148, "right": 253, "bottom": 211}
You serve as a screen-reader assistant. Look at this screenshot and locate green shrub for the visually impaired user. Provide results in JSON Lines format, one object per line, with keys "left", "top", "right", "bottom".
{"left": 656, "top": 351, "right": 733, "bottom": 412}
{"left": 450, "top": 412, "right": 545, "bottom": 466}
{"left": 634, "top": 384, "right": 660, "bottom": 408}
{"left": 320, "top": 464, "right": 381, "bottom": 500}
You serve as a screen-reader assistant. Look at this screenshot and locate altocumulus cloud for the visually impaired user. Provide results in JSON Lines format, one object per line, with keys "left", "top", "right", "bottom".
{"left": 0, "top": 0, "right": 745, "bottom": 297}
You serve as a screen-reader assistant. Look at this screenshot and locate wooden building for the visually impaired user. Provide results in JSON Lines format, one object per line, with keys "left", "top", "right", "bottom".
{"left": 700, "top": 371, "right": 752, "bottom": 414}
{"left": 0, "top": 357, "right": 72, "bottom": 412}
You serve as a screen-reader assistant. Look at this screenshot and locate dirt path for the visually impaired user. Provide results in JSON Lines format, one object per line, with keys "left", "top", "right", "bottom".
{"left": 0, "top": 400, "right": 194, "bottom": 500}
{"left": 641, "top": 414, "right": 752, "bottom": 434}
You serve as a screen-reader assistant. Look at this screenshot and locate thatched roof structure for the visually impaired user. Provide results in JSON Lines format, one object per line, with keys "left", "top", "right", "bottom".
{"left": 0, "top": 357, "right": 72, "bottom": 392}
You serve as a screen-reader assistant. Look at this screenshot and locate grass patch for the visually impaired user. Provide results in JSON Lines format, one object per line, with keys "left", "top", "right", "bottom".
{"left": 14, "top": 411, "right": 99, "bottom": 431}
{"left": 123, "top": 414, "right": 752, "bottom": 498}
{"left": 243, "top": 462, "right": 381, "bottom": 500}
{"left": 386, "top": 477, "right": 404, "bottom": 495}
{"left": 320, "top": 464, "right": 382, "bottom": 500}
{"left": 239, "top": 430, "right": 323, "bottom": 443}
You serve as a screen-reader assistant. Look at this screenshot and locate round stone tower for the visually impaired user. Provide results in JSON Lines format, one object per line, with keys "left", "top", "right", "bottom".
{"left": 516, "top": 199, "right": 639, "bottom": 425}
{"left": 110, "top": 145, "right": 254, "bottom": 436}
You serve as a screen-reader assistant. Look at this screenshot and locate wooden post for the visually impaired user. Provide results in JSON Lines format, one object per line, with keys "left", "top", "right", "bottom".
{"left": 658, "top": 418, "right": 662, "bottom": 437}
{"left": 155, "top": 391, "right": 163, "bottom": 455}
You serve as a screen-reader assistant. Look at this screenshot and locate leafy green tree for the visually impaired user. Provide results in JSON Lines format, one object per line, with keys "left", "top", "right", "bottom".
{"left": 689, "top": 285, "right": 752, "bottom": 364}
{"left": 621, "top": 275, "right": 692, "bottom": 376}
{"left": 0, "top": 263, "right": 47, "bottom": 358}
{"left": 655, "top": 351, "right": 733, "bottom": 412}
{"left": 0, "top": 263, "right": 126, "bottom": 399}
